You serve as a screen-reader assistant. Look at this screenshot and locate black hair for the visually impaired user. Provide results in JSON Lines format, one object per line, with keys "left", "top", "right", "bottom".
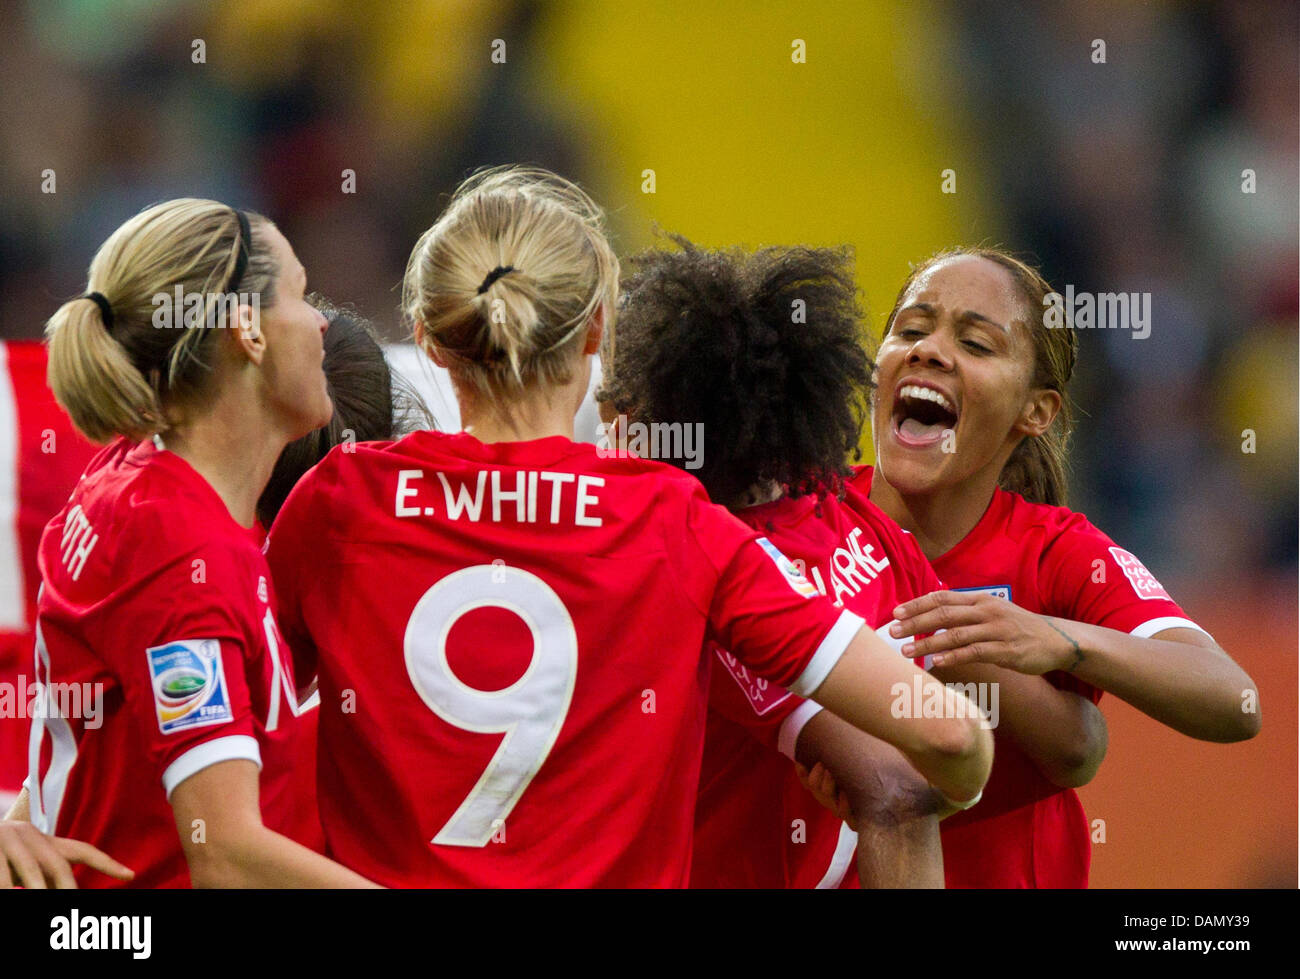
{"left": 597, "top": 236, "right": 873, "bottom": 508}
{"left": 257, "top": 297, "right": 431, "bottom": 527}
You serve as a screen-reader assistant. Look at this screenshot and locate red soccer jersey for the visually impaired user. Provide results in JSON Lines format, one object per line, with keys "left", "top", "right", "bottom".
{"left": 29, "top": 438, "right": 320, "bottom": 887}
{"left": 0, "top": 341, "right": 98, "bottom": 796}
{"left": 692, "top": 486, "right": 943, "bottom": 888}
{"left": 265, "top": 430, "right": 862, "bottom": 888}
{"left": 849, "top": 465, "right": 1209, "bottom": 888}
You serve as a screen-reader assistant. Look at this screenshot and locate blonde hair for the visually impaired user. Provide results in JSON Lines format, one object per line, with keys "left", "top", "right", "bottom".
{"left": 884, "top": 247, "right": 1078, "bottom": 506}
{"left": 402, "top": 166, "right": 619, "bottom": 412}
{"left": 45, "top": 199, "right": 279, "bottom": 444}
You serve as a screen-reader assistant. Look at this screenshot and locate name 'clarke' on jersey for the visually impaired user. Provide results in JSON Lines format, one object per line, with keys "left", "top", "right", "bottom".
{"left": 266, "top": 430, "right": 860, "bottom": 888}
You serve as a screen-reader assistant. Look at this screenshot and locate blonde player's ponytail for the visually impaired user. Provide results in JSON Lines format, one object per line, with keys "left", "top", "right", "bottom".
{"left": 402, "top": 166, "right": 619, "bottom": 413}
{"left": 46, "top": 294, "right": 163, "bottom": 443}
{"left": 45, "top": 199, "right": 280, "bottom": 444}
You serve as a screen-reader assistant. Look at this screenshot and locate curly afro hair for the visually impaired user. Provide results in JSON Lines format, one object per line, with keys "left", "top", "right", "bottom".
{"left": 597, "top": 235, "right": 874, "bottom": 509}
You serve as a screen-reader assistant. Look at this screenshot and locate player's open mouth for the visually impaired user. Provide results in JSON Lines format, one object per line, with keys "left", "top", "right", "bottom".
{"left": 891, "top": 382, "right": 958, "bottom": 448}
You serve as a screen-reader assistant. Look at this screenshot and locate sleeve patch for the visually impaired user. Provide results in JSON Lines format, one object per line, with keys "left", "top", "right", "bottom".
{"left": 715, "top": 647, "right": 793, "bottom": 716}
{"left": 1108, "top": 546, "right": 1172, "bottom": 601}
{"left": 755, "top": 537, "right": 820, "bottom": 599}
{"left": 146, "top": 639, "right": 234, "bottom": 734}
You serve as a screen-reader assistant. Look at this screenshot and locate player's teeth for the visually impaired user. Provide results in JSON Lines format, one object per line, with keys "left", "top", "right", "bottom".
{"left": 899, "top": 385, "right": 954, "bottom": 412}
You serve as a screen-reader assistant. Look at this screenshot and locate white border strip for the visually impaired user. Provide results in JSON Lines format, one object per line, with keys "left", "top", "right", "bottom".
{"left": 814, "top": 822, "right": 859, "bottom": 889}
{"left": 162, "top": 734, "right": 261, "bottom": 799}
{"left": 777, "top": 700, "right": 824, "bottom": 760}
{"left": 789, "top": 611, "right": 865, "bottom": 697}
{"left": 1130, "top": 616, "right": 1212, "bottom": 641}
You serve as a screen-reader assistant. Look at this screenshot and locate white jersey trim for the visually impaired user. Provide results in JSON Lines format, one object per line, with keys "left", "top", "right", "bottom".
{"left": 814, "top": 822, "right": 859, "bottom": 889}
{"left": 777, "top": 700, "right": 825, "bottom": 760}
{"left": 788, "top": 610, "right": 864, "bottom": 698}
{"left": 1130, "top": 616, "right": 1212, "bottom": 642}
{"left": 0, "top": 343, "right": 24, "bottom": 630}
{"left": 162, "top": 735, "right": 261, "bottom": 799}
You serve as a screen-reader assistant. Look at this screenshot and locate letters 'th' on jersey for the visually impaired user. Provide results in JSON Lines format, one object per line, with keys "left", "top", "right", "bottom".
{"left": 694, "top": 485, "right": 944, "bottom": 889}
{"left": 849, "top": 465, "right": 1210, "bottom": 889}
{"left": 0, "top": 340, "right": 99, "bottom": 796}
{"left": 266, "top": 430, "right": 862, "bottom": 888}
{"left": 30, "top": 438, "right": 320, "bottom": 887}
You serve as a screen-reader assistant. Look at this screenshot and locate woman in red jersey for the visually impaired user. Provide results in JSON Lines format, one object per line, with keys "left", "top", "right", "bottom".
{"left": 849, "top": 247, "right": 1260, "bottom": 888}
{"left": 10, "top": 199, "right": 375, "bottom": 888}
{"left": 596, "top": 237, "right": 982, "bottom": 889}
{"left": 265, "top": 167, "right": 993, "bottom": 888}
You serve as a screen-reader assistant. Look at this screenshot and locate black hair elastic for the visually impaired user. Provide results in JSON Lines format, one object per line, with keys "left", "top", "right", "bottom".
{"left": 84, "top": 291, "right": 114, "bottom": 330}
{"left": 227, "top": 208, "right": 251, "bottom": 293}
{"left": 477, "top": 265, "right": 516, "bottom": 294}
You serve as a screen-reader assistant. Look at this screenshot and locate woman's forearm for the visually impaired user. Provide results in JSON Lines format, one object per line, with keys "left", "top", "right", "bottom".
{"left": 184, "top": 821, "right": 379, "bottom": 888}
{"left": 931, "top": 662, "right": 1107, "bottom": 788}
{"left": 1051, "top": 621, "right": 1260, "bottom": 742}
{"left": 171, "top": 760, "right": 379, "bottom": 888}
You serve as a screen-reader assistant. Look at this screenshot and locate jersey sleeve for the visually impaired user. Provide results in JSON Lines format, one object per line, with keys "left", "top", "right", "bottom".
{"left": 108, "top": 525, "right": 262, "bottom": 799}
{"left": 681, "top": 489, "right": 863, "bottom": 696}
{"left": 1039, "top": 514, "right": 1212, "bottom": 703}
{"left": 1041, "top": 513, "right": 1211, "bottom": 640}
{"left": 709, "top": 612, "right": 908, "bottom": 756}
{"left": 707, "top": 645, "right": 820, "bottom": 758}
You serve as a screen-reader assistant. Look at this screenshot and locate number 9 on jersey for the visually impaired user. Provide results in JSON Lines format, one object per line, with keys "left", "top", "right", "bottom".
{"left": 404, "top": 564, "right": 578, "bottom": 847}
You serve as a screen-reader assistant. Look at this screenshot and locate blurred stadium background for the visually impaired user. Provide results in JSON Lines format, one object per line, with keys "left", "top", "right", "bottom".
{"left": 0, "top": 0, "right": 1295, "bottom": 887}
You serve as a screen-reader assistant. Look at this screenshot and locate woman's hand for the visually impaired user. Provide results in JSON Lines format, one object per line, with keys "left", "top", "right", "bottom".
{"left": 891, "top": 590, "right": 1083, "bottom": 675}
{"left": 794, "top": 762, "right": 853, "bottom": 824}
{"left": 0, "top": 820, "right": 134, "bottom": 888}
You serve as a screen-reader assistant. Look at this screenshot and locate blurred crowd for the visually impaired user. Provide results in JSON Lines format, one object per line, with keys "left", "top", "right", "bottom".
{"left": 0, "top": 0, "right": 1295, "bottom": 581}
{"left": 955, "top": 0, "right": 1298, "bottom": 577}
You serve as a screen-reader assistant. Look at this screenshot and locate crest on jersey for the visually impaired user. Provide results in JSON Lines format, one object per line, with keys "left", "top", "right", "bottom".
{"left": 1108, "top": 547, "right": 1171, "bottom": 601}
{"left": 146, "top": 639, "right": 232, "bottom": 734}
{"left": 755, "top": 537, "right": 820, "bottom": 599}
{"left": 716, "top": 647, "right": 792, "bottom": 715}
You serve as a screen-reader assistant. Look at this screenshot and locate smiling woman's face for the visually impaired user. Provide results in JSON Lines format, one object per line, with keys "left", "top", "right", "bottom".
{"left": 872, "top": 254, "right": 1043, "bottom": 498}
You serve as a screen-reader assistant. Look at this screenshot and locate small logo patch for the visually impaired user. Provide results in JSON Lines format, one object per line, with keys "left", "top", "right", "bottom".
{"left": 716, "top": 647, "right": 792, "bottom": 716}
{"left": 953, "top": 584, "right": 1012, "bottom": 602}
{"left": 1108, "top": 547, "right": 1171, "bottom": 601}
{"left": 755, "top": 537, "right": 820, "bottom": 599}
{"left": 257, "top": 576, "right": 268, "bottom": 603}
{"left": 146, "top": 639, "right": 232, "bottom": 734}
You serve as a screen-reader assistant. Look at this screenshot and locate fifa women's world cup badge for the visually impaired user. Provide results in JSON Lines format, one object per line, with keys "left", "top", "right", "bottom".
{"left": 145, "top": 639, "right": 233, "bottom": 734}
{"left": 755, "top": 537, "right": 821, "bottom": 599}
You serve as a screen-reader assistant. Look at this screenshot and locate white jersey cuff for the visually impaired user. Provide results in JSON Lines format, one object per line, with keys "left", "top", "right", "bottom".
{"left": 777, "top": 700, "right": 825, "bottom": 760}
{"left": 163, "top": 735, "right": 262, "bottom": 799}
{"left": 788, "top": 610, "right": 865, "bottom": 698}
{"left": 1130, "top": 616, "right": 1213, "bottom": 642}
